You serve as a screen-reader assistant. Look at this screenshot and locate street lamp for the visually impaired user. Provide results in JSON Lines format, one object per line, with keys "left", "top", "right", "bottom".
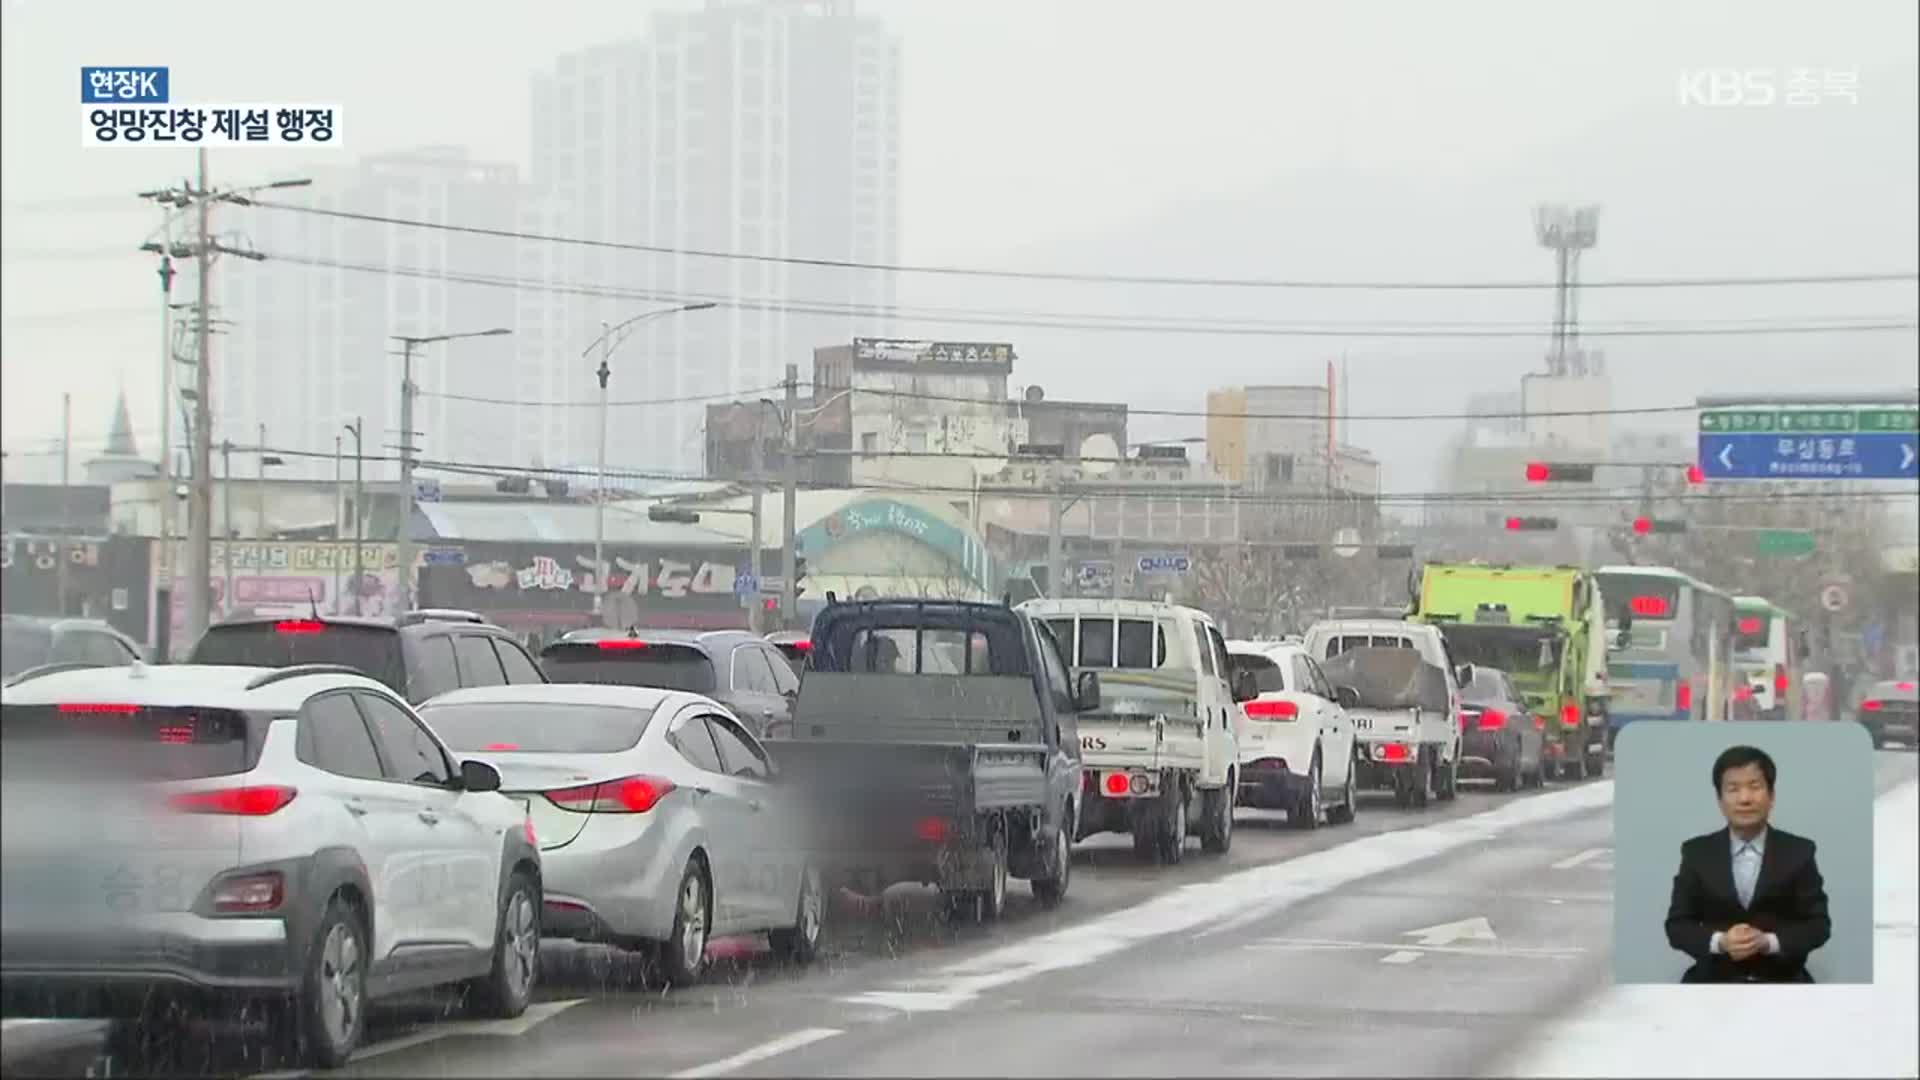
{"left": 584, "top": 301, "right": 718, "bottom": 622}
{"left": 393, "top": 327, "right": 512, "bottom": 613}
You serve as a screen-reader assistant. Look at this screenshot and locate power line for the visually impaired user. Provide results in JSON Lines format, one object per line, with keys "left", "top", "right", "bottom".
{"left": 256, "top": 249, "right": 1920, "bottom": 340}
{"left": 251, "top": 201, "right": 1920, "bottom": 293}
{"left": 418, "top": 384, "right": 783, "bottom": 409}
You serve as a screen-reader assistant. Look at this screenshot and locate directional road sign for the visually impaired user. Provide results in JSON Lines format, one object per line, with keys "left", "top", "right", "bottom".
{"left": 1699, "top": 406, "right": 1918, "bottom": 480}
{"left": 1753, "top": 529, "right": 1817, "bottom": 558}
{"left": 1136, "top": 552, "right": 1192, "bottom": 576}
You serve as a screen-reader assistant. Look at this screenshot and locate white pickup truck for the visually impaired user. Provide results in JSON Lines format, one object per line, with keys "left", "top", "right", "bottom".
{"left": 1018, "top": 599, "right": 1239, "bottom": 863}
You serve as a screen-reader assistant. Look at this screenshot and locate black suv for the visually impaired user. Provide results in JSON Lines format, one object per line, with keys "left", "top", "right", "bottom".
{"left": 187, "top": 609, "right": 547, "bottom": 704}
{"left": 539, "top": 627, "right": 798, "bottom": 737}
{"left": 2, "top": 615, "right": 144, "bottom": 682}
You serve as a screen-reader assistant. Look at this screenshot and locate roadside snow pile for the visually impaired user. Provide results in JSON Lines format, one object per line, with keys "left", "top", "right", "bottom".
{"left": 1498, "top": 778, "right": 1919, "bottom": 1079}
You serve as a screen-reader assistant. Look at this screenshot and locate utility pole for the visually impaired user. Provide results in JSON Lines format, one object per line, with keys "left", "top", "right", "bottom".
{"left": 396, "top": 336, "right": 418, "bottom": 614}
{"left": 57, "top": 394, "right": 72, "bottom": 616}
{"left": 781, "top": 363, "right": 799, "bottom": 628}
{"left": 592, "top": 324, "right": 611, "bottom": 625}
{"left": 748, "top": 405, "right": 766, "bottom": 635}
{"left": 153, "top": 249, "right": 177, "bottom": 656}
{"left": 1046, "top": 458, "right": 1065, "bottom": 599}
{"left": 345, "top": 417, "right": 364, "bottom": 615}
{"left": 220, "top": 438, "right": 234, "bottom": 620}
{"left": 143, "top": 150, "right": 311, "bottom": 646}
{"left": 332, "top": 433, "right": 344, "bottom": 610}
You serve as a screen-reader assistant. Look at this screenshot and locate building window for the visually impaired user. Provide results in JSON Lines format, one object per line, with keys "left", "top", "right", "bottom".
{"left": 861, "top": 432, "right": 878, "bottom": 454}
{"left": 905, "top": 430, "right": 928, "bottom": 454}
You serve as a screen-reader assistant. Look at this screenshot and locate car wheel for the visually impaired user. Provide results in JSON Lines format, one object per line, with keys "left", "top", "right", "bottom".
{"left": 769, "top": 863, "right": 824, "bottom": 965}
{"left": 659, "top": 858, "right": 711, "bottom": 986}
{"left": 293, "top": 896, "right": 368, "bottom": 1069}
{"left": 1436, "top": 751, "right": 1459, "bottom": 801}
{"left": 1031, "top": 809, "right": 1074, "bottom": 906}
{"left": 1326, "top": 752, "right": 1358, "bottom": 825}
{"left": 1201, "top": 780, "right": 1235, "bottom": 853}
{"left": 465, "top": 871, "right": 539, "bottom": 1018}
{"left": 1155, "top": 783, "right": 1188, "bottom": 864}
{"left": 1292, "top": 756, "right": 1323, "bottom": 830}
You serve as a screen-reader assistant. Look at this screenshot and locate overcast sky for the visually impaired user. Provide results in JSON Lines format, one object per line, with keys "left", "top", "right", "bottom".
{"left": 3, "top": 0, "right": 1915, "bottom": 490}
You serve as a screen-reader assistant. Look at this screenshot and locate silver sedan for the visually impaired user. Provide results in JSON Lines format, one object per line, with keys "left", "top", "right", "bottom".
{"left": 417, "top": 682, "right": 822, "bottom": 984}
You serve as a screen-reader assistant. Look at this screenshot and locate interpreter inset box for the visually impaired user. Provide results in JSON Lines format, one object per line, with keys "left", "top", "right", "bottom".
{"left": 1612, "top": 721, "right": 1874, "bottom": 985}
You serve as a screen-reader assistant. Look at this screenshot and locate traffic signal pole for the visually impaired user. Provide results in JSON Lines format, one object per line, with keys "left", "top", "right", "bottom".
{"left": 781, "top": 363, "right": 798, "bottom": 629}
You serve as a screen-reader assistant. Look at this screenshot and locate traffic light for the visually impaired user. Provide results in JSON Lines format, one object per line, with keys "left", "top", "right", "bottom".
{"left": 1504, "top": 516, "right": 1559, "bottom": 531}
{"left": 1374, "top": 544, "right": 1416, "bottom": 559}
{"left": 1685, "top": 464, "right": 1705, "bottom": 485}
{"left": 1630, "top": 516, "right": 1687, "bottom": 535}
{"left": 647, "top": 505, "right": 701, "bottom": 524}
{"left": 1524, "top": 462, "right": 1596, "bottom": 484}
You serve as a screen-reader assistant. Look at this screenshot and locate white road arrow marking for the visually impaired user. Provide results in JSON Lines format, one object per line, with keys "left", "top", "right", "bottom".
{"left": 1719, "top": 444, "right": 1735, "bottom": 470}
{"left": 1902, "top": 442, "right": 1916, "bottom": 470}
{"left": 1377, "top": 916, "right": 1499, "bottom": 964}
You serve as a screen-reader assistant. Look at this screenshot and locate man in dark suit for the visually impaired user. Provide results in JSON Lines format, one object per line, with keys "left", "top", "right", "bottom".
{"left": 1665, "top": 744, "right": 1831, "bottom": 983}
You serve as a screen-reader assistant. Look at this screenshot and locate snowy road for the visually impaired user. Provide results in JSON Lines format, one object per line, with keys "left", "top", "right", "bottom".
{"left": 4, "top": 753, "right": 1914, "bottom": 1078}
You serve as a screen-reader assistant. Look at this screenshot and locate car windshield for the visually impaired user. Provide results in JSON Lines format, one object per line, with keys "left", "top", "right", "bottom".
{"left": 540, "top": 641, "right": 717, "bottom": 693}
{"left": 0, "top": 704, "right": 258, "bottom": 781}
{"left": 1445, "top": 626, "right": 1562, "bottom": 675}
{"left": 189, "top": 622, "right": 405, "bottom": 692}
{"left": 1463, "top": 668, "right": 1511, "bottom": 705}
{"left": 420, "top": 701, "right": 659, "bottom": 753}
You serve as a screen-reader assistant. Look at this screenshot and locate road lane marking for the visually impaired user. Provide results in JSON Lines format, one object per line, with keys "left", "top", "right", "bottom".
{"left": 244, "top": 999, "right": 588, "bottom": 1079}
{"left": 1248, "top": 936, "right": 1584, "bottom": 960}
{"left": 669, "top": 1028, "right": 845, "bottom": 1079}
{"left": 838, "top": 779, "right": 1615, "bottom": 1014}
{"left": 1551, "top": 847, "right": 1611, "bottom": 870}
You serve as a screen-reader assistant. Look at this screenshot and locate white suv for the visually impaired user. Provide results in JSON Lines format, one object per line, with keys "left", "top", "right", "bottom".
{"left": 0, "top": 661, "right": 542, "bottom": 1068}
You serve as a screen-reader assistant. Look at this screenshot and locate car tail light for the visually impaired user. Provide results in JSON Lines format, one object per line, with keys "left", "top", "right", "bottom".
{"left": 1774, "top": 665, "right": 1788, "bottom": 697}
{"left": 58, "top": 702, "right": 141, "bottom": 714}
{"left": 1676, "top": 681, "right": 1693, "bottom": 712}
{"left": 914, "top": 817, "right": 949, "bottom": 843}
{"left": 1103, "top": 772, "right": 1130, "bottom": 797}
{"left": 275, "top": 620, "right": 326, "bottom": 635}
{"left": 484, "top": 742, "right": 520, "bottom": 751}
{"left": 1477, "top": 708, "right": 1508, "bottom": 731}
{"left": 790, "top": 640, "right": 812, "bottom": 653}
{"left": 211, "top": 871, "right": 284, "bottom": 913}
{"left": 596, "top": 639, "right": 648, "bottom": 651}
{"left": 1379, "top": 743, "right": 1410, "bottom": 762}
{"left": 1737, "top": 617, "right": 1764, "bottom": 635}
{"left": 1629, "top": 595, "right": 1670, "bottom": 618}
{"left": 545, "top": 775, "right": 674, "bottom": 813}
{"left": 169, "top": 785, "right": 298, "bottom": 816}
{"left": 1533, "top": 714, "right": 1547, "bottom": 730}
{"left": 1899, "top": 682, "right": 1916, "bottom": 692}
{"left": 1861, "top": 700, "right": 1885, "bottom": 712}
{"left": 1243, "top": 699, "right": 1298, "bottom": 721}
{"left": 1560, "top": 702, "right": 1579, "bottom": 728}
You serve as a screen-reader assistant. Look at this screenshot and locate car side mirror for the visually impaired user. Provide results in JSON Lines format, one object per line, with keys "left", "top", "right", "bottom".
{"left": 1334, "top": 685, "right": 1360, "bottom": 710}
{"left": 1230, "top": 669, "right": 1259, "bottom": 704}
{"left": 459, "top": 759, "right": 503, "bottom": 793}
{"left": 1073, "top": 670, "right": 1102, "bottom": 712}
{"left": 1456, "top": 663, "right": 1475, "bottom": 688}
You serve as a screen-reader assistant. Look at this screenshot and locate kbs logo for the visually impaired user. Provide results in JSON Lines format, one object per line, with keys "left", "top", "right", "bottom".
{"left": 1677, "top": 68, "right": 1861, "bottom": 108}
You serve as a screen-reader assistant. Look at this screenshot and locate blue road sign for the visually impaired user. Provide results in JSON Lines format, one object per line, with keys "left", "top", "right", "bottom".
{"left": 1137, "top": 552, "right": 1192, "bottom": 575}
{"left": 733, "top": 570, "right": 757, "bottom": 597}
{"left": 1698, "top": 431, "right": 1918, "bottom": 481}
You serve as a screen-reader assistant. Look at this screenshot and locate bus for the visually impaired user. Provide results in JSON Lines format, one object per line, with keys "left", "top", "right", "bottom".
{"left": 1732, "top": 596, "right": 1806, "bottom": 722}
{"left": 1594, "top": 565, "right": 1737, "bottom": 736}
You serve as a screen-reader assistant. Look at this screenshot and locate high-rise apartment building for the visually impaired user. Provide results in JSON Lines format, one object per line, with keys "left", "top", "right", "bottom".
{"left": 531, "top": 0, "right": 902, "bottom": 476}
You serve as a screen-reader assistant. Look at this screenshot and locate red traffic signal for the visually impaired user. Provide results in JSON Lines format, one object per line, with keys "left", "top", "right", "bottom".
{"left": 1685, "top": 464, "right": 1705, "bottom": 485}
{"left": 1632, "top": 516, "right": 1652, "bottom": 535}
{"left": 1524, "top": 462, "right": 1596, "bottom": 484}
{"left": 1504, "top": 516, "right": 1559, "bottom": 532}
{"left": 1631, "top": 516, "right": 1687, "bottom": 535}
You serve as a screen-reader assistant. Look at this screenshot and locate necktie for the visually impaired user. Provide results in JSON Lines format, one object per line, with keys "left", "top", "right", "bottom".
{"left": 1736, "top": 843, "right": 1757, "bottom": 907}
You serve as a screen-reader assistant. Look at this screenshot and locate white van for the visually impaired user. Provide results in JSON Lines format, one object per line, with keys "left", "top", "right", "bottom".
{"left": 1018, "top": 599, "right": 1238, "bottom": 863}
{"left": 1301, "top": 617, "right": 1465, "bottom": 806}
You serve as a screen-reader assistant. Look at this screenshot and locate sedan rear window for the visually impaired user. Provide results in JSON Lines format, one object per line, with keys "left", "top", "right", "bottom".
{"left": 539, "top": 642, "right": 717, "bottom": 694}
{"left": 190, "top": 622, "right": 404, "bottom": 692}
{"left": 1, "top": 622, "right": 52, "bottom": 679}
{"left": 1, "top": 704, "right": 260, "bottom": 781}
{"left": 419, "top": 702, "right": 658, "bottom": 754}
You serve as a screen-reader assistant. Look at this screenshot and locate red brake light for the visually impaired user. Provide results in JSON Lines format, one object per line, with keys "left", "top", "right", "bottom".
{"left": 484, "top": 742, "right": 520, "bottom": 751}
{"left": 57, "top": 703, "right": 141, "bottom": 714}
{"left": 1630, "top": 595, "right": 1669, "bottom": 618}
{"left": 1898, "top": 682, "right": 1916, "bottom": 692}
{"left": 1379, "top": 743, "right": 1410, "bottom": 762}
{"left": 1774, "top": 665, "right": 1788, "bottom": 696}
{"left": 1103, "top": 772, "right": 1130, "bottom": 797}
{"left": 1243, "top": 699, "right": 1298, "bottom": 720}
{"left": 170, "top": 785, "right": 298, "bottom": 816}
{"left": 1676, "top": 681, "right": 1693, "bottom": 712}
{"left": 1559, "top": 702, "right": 1579, "bottom": 728}
{"left": 211, "top": 871, "right": 285, "bottom": 913}
{"left": 1477, "top": 708, "right": 1508, "bottom": 730}
{"left": 914, "top": 817, "right": 949, "bottom": 843}
{"left": 546, "top": 774, "right": 673, "bottom": 813}
{"left": 791, "top": 640, "right": 812, "bottom": 653}
{"left": 1861, "top": 699, "right": 1884, "bottom": 712}
{"left": 1737, "top": 617, "right": 1764, "bottom": 635}
{"left": 275, "top": 620, "right": 325, "bottom": 635}
{"left": 596, "top": 639, "right": 648, "bottom": 650}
